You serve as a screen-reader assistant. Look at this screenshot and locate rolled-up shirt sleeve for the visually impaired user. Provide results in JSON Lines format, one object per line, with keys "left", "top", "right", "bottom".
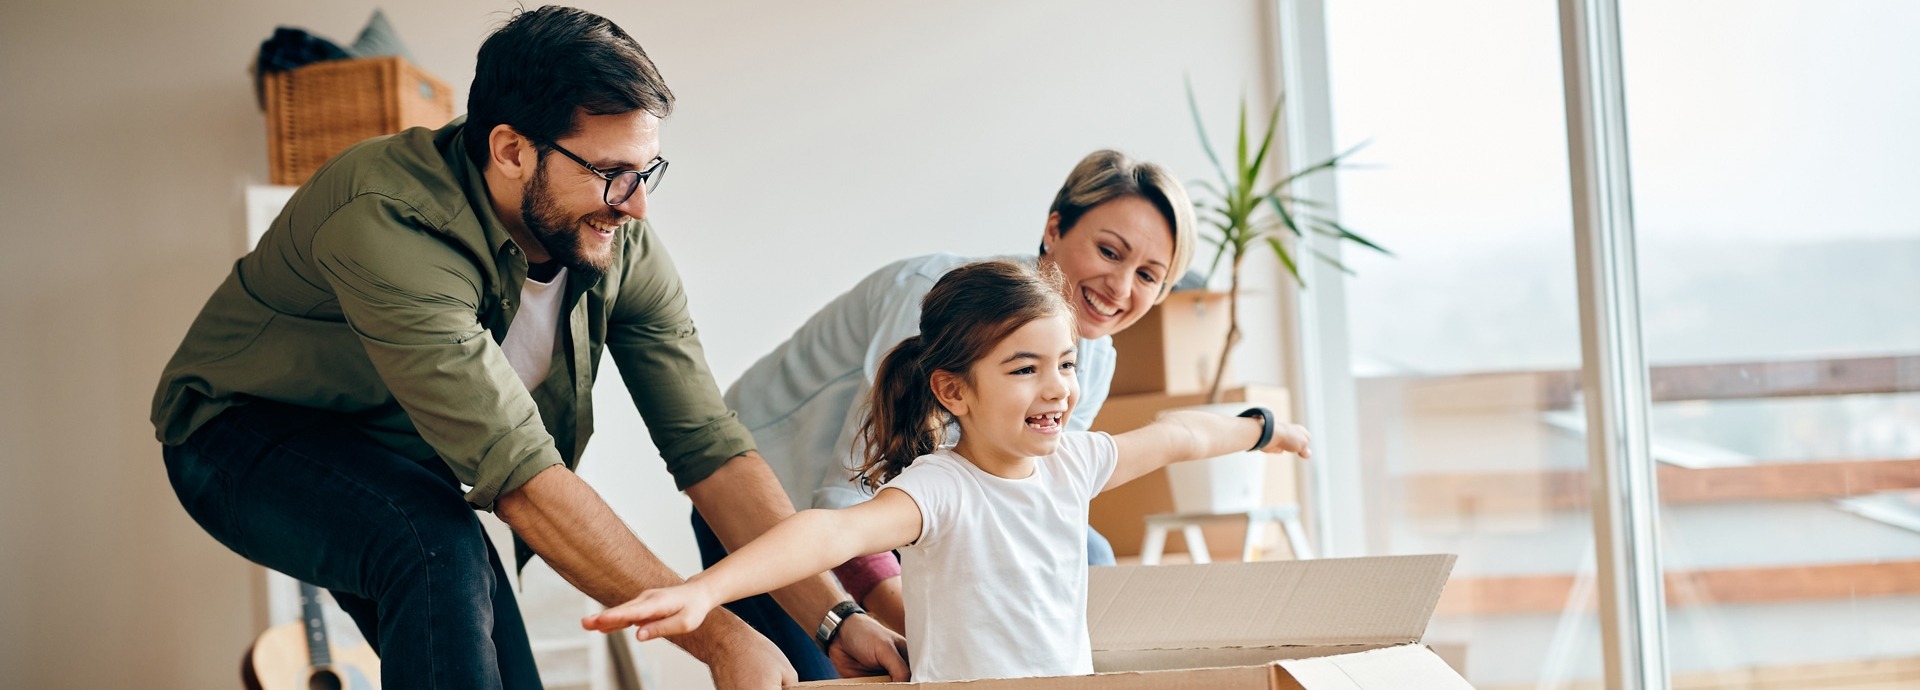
{"left": 606, "top": 221, "right": 757, "bottom": 490}
{"left": 310, "top": 195, "right": 563, "bottom": 510}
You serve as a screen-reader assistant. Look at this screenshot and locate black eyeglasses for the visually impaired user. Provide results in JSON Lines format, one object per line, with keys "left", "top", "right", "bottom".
{"left": 535, "top": 138, "right": 668, "bottom": 206}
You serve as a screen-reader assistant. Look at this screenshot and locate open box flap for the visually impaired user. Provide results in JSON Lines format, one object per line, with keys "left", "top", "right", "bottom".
{"left": 1087, "top": 555, "right": 1456, "bottom": 654}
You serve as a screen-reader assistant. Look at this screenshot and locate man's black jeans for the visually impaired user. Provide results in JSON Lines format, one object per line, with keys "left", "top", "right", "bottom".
{"left": 163, "top": 400, "right": 544, "bottom": 689}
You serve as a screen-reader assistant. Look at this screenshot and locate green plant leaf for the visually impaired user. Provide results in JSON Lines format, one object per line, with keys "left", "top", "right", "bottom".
{"left": 1264, "top": 194, "right": 1307, "bottom": 240}
{"left": 1312, "top": 249, "right": 1358, "bottom": 276}
{"left": 1201, "top": 224, "right": 1232, "bottom": 245}
{"left": 1236, "top": 95, "right": 1250, "bottom": 190}
{"left": 1266, "top": 140, "right": 1370, "bottom": 196}
{"left": 1246, "top": 93, "right": 1287, "bottom": 187}
{"left": 1266, "top": 236, "right": 1304, "bottom": 286}
{"left": 1184, "top": 77, "right": 1233, "bottom": 191}
{"left": 1277, "top": 194, "right": 1326, "bottom": 209}
{"left": 1311, "top": 218, "right": 1393, "bottom": 256}
{"left": 1203, "top": 235, "right": 1231, "bottom": 284}
{"left": 1187, "top": 86, "right": 1389, "bottom": 291}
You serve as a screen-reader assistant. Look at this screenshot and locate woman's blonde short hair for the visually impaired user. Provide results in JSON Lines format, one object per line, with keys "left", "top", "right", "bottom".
{"left": 1044, "top": 149, "right": 1197, "bottom": 302}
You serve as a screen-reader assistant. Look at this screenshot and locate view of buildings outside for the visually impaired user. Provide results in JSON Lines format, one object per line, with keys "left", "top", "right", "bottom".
{"left": 1326, "top": 1, "right": 1920, "bottom": 687}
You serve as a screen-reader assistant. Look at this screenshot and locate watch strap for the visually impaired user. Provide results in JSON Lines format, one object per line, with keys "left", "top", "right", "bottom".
{"left": 1238, "top": 406, "right": 1275, "bottom": 452}
{"left": 814, "top": 599, "right": 866, "bottom": 653}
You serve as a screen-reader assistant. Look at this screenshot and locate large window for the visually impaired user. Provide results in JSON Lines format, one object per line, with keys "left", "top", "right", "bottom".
{"left": 1621, "top": 1, "right": 1920, "bottom": 686}
{"left": 1314, "top": 0, "right": 1920, "bottom": 687}
{"left": 1323, "top": 1, "right": 1606, "bottom": 687}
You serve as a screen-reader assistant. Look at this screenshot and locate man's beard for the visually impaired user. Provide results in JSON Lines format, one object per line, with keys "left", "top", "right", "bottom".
{"left": 520, "top": 160, "right": 616, "bottom": 279}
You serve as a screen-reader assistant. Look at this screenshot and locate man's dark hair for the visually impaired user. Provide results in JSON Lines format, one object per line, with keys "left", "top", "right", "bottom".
{"left": 464, "top": 6, "right": 675, "bottom": 169}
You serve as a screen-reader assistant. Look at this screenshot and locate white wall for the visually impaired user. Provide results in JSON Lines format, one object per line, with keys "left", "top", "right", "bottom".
{"left": 0, "top": 1, "right": 1282, "bottom": 687}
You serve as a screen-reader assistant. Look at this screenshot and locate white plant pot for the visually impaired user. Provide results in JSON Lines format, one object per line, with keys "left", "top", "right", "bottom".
{"left": 1165, "top": 449, "right": 1268, "bottom": 515}
{"left": 1162, "top": 403, "right": 1269, "bottom": 515}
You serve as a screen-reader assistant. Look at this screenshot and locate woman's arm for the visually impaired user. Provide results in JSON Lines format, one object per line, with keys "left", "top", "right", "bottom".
{"left": 583, "top": 488, "right": 924, "bottom": 641}
{"left": 1103, "top": 410, "right": 1311, "bottom": 493}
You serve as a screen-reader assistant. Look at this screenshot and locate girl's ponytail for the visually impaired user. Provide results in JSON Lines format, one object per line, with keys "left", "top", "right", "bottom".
{"left": 856, "top": 335, "right": 941, "bottom": 490}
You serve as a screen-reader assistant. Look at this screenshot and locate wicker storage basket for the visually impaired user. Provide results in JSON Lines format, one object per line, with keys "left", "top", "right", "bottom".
{"left": 265, "top": 56, "right": 455, "bottom": 185}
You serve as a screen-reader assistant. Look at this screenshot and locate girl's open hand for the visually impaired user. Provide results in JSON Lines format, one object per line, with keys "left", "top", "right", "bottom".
{"left": 582, "top": 583, "right": 717, "bottom": 641}
{"left": 1262, "top": 423, "right": 1313, "bottom": 460}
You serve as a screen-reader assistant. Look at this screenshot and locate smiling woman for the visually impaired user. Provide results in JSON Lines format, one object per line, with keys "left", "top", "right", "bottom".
{"left": 1043, "top": 195, "right": 1175, "bottom": 338}
{"left": 701, "top": 148, "right": 1199, "bottom": 679}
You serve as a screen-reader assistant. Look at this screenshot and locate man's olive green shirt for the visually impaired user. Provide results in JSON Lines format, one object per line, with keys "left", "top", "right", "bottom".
{"left": 153, "top": 120, "right": 755, "bottom": 511}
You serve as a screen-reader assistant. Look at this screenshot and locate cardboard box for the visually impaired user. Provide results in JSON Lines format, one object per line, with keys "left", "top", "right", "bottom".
{"left": 805, "top": 555, "right": 1471, "bottom": 689}
{"left": 1088, "top": 386, "right": 1296, "bottom": 558}
{"left": 1109, "top": 290, "right": 1232, "bottom": 396}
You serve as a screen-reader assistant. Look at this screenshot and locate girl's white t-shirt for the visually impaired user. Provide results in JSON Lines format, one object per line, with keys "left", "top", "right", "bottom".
{"left": 881, "top": 431, "right": 1119, "bottom": 682}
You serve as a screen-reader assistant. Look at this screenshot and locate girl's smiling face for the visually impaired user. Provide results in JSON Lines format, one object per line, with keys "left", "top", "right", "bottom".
{"left": 936, "top": 313, "right": 1080, "bottom": 474}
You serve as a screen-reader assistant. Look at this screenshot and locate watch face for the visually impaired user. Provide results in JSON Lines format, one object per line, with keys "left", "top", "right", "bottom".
{"left": 817, "top": 600, "right": 864, "bottom": 651}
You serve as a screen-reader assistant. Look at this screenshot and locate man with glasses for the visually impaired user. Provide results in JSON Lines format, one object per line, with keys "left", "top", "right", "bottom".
{"left": 151, "top": 7, "right": 905, "bottom": 689}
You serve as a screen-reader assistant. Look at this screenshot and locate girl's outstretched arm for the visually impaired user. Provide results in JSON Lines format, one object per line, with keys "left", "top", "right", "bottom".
{"left": 583, "top": 488, "right": 924, "bottom": 641}
{"left": 1104, "top": 409, "right": 1311, "bottom": 493}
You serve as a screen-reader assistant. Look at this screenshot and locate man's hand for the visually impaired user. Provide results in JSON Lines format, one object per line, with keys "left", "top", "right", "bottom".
{"left": 827, "top": 613, "right": 909, "bottom": 681}
{"left": 707, "top": 632, "right": 798, "bottom": 690}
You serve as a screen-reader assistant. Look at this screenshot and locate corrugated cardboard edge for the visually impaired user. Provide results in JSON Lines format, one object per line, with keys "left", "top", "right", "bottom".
{"left": 1093, "top": 642, "right": 1399, "bottom": 673}
{"left": 800, "top": 664, "right": 1280, "bottom": 689}
{"left": 800, "top": 645, "right": 1473, "bottom": 689}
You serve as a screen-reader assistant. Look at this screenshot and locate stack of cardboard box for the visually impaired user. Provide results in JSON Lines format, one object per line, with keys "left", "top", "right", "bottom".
{"left": 1090, "top": 291, "right": 1299, "bottom": 559}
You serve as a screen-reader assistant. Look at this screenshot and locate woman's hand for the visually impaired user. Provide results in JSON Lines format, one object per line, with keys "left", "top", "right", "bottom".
{"left": 582, "top": 582, "right": 720, "bottom": 641}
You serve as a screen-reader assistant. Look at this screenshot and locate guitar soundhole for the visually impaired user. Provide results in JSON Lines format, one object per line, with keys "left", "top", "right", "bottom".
{"left": 306, "top": 669, "right": 344, "bottom": 690}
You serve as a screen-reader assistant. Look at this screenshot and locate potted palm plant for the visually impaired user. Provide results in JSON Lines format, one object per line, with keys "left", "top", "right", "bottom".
{"left": 1161, "top": 81, "right": 1390, "bottom": 518}
{"left": 1185, "top": 79, "right": 1389, "bottom": 403}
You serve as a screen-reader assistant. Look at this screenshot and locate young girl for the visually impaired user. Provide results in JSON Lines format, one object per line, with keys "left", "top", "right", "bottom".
{"left": 582, "top": 260, "right": 1311, "bottom": 682}
{"left": 709, "top": 150, "right": 1199, "bottom": 680}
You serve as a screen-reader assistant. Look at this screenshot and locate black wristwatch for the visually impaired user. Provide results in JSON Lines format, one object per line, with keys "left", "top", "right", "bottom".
{"left": 814, "top": 600, "right": 866, "bottom": 653}
{"left": 1238, "top": 406, "right": 1275, "bottom": 452}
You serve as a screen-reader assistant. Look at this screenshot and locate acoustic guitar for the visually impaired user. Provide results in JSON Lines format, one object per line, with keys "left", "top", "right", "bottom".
{"left": 241, "top": 581, "right": 381, "bottom": 690}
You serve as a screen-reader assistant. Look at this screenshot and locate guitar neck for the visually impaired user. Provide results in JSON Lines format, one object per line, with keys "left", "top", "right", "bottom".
{"left": 297, "top": 581, "right": 333, "bottom": 668}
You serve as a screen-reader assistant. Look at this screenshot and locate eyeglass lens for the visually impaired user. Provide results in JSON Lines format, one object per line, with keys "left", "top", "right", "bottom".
{"left": 603, "top": 160, "right": 666, "bottom": 206}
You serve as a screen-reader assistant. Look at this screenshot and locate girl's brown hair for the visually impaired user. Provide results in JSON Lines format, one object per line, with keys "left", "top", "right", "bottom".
{"left": 855, "top": 260, "right": 1072, "bottom": 490}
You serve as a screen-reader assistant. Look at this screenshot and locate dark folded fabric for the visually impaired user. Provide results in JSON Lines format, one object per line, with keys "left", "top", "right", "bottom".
{"left": 257, "top": 27, "right": 351, "bottom": 74}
